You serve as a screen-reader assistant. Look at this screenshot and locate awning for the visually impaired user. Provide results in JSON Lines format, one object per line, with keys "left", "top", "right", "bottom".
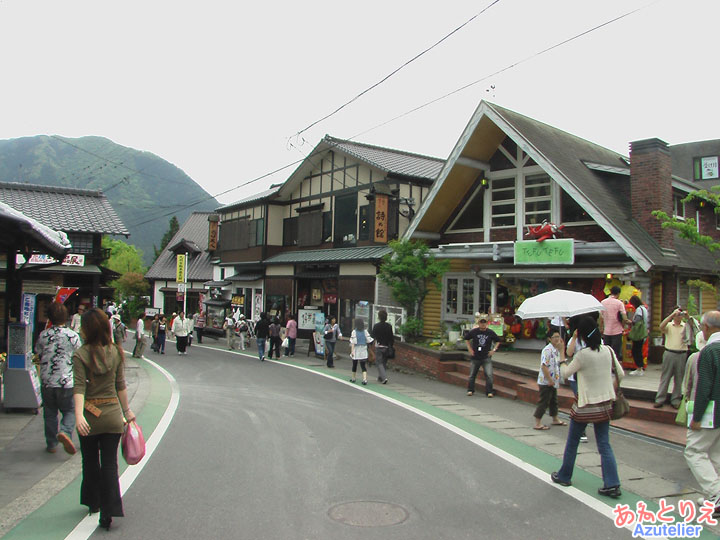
{"left": 204, "top": 280, "right": 232, "bottom": 288}
{"left": 203, "top": 298, "right": 231, "bottom": 307}
{"left": 227, "top": 273, "right": 263, "bottom": 282}
{"left": 477, "top": 264, "right": 640, "bottom": 279}
{"left": 159, "top": 287, "right": 206, "bottom": 294}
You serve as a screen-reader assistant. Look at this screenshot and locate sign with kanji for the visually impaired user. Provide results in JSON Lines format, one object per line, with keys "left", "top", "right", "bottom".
{"left": 176, "top": 254, "right": 186, "bottom": 283}
{"left": 208, "top": 219, "right": 219, "bottom": 250}
{"left": 374, "top": 194, "right": 388, "bottom": 243}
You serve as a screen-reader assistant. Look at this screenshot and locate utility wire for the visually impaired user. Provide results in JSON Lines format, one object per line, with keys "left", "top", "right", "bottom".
{"left": 292, "top": 0, "right": 502, "bottom": 137}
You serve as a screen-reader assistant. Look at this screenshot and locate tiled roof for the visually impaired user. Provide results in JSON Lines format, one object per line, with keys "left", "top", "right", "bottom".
{"left": 216, "top": 185, "right": 281, "bottom": 212}
{"left": 0, "top": 201, "right": 72, "bottom": 256}
{"left": 265, "top": 246, "right": 392, "bottom": 264}
{"left": 324, "top": 136, "right": 444, "bottom": 180}
{"left": 0, "top": 182, "right": 129, "bottom": 235}
{"left": 145, "top": 212, "right": 214, "bottom": 281}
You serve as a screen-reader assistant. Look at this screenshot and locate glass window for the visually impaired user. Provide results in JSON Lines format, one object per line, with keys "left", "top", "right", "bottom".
{"left": 283, "top": 217, "right": 298, "bottom": 246}
{"left": 445, "top": 278, "right": 458, "bottom": 315}
{"left": 673, "top": 194, "right": 686, "bottom": 220}
{"left": 322, "top": 211, "right": 332, "bottom": 243}
{"left": 491, "top": 177, "right": 515, "bottom": 228}
{"left": 524, "top": 173, "right": 552, "bottom": 226}
{"left": 561, "top": 189, "right": 591, "bottom": 223}
{"left": 67, "top": 233, "right": 94, "bottom": 254}
{"left": 333, "top": 194, "right": 357, "bottom": 247}
{"left": 358, "top": 205, "right": 370, "bottom": 241}
{"left": 450, "top": 187, "right": 485, "bottom": 230}
{"left": 443, "top": 274, "right": 491, "bottom": 319}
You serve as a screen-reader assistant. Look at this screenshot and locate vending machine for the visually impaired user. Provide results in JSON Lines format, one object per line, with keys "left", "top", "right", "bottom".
{"left": 3, "top": 323, "right": 41, "bottom": 412}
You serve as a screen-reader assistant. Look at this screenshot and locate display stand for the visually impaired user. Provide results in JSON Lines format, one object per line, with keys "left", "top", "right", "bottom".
{"left": 3, "top": 323, "right": 41, "bottom": 413}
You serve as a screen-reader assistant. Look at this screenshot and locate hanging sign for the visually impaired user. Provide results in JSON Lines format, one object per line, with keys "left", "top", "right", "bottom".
{"left": 514, "top": 239, "right": 574, "bottom": 265}
{"left": 374, "top": 194, "right": 388, "bottom": 243}
{"left": 208, "top": 219, "right": 219, "bottom": 250}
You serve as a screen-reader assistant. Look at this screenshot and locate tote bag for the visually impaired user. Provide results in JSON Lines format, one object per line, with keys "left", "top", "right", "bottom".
{"left": 121, "top": 421, "right": 146, "bottom": 465}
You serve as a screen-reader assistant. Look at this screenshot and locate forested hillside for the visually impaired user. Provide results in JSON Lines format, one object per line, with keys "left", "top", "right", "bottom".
{"left": 0, "top": 135, "right": 219, "bottom": 264}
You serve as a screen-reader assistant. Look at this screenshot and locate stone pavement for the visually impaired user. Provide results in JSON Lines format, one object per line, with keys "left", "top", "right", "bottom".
{"left": 0, "top": 334, "right": 714, "bottom": 536}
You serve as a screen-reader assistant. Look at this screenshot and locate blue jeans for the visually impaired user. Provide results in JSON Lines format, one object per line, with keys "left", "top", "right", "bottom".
{"left": 467, "top": 357, "right": 493, "bottom": 395}
{"left": 42, "top": 386, "right": 75, "bottom": 450}
{"left": 325, "top": 340, "right": 336, "bottom": 367}
{"left": 157, "top": 332, "right": 166, "bottom": 353}
{"left": 257, "top": 338, "right": 267, "bottom": 360}
{"left": 557, "top": 418, "right": 620, "bottom": 488}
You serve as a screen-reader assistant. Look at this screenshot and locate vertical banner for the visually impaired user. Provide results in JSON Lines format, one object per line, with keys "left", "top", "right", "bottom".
{"left": 176, "top": 254, "right": 186, "bottom": 283}
{"left": 374, "top": 194, "right": 388, "bottom": 243}
{"left": 208, "top": 219, "right": 219, "bottom": 250}
{"left": 21, "top": 292, "right": 37, "bottom": 338}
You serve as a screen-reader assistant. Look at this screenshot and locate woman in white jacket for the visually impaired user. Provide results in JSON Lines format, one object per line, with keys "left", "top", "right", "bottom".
{"left": 172, "top": 311, "right": 190, "bottom": 355}
{"left": 551, "top": 315, "right": 624, "bottom": 498}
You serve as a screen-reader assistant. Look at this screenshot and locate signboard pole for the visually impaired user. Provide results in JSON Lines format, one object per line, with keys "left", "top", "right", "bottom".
{"left": 183, "top": 252, "right": 188, "bottom": 314}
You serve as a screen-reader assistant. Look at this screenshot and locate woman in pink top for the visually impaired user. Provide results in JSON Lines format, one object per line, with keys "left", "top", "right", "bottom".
{"left": 285, "top": 314, "right": 298, "bottom": 357}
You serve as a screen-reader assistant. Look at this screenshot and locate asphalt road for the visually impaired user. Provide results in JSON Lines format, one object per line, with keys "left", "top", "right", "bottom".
{"left": 94, "top": 345, "right": 637, "bottom": 540}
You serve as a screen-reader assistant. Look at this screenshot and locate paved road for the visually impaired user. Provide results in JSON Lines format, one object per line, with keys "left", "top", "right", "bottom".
{"left": 4, "top": 342, "right": 717, "bottom": 539}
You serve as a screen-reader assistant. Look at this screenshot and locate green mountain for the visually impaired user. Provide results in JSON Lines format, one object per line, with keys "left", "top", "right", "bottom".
{"left": 0, "top": 135, "right": 219, "bottom": 265}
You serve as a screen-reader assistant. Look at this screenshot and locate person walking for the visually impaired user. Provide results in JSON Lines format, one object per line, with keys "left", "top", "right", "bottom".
{"left": 236, "top": 314, "right": 249, "bottom": 351}
{"left": 654, "top": 306, "right": 688, "bottom": 408}
{"left": 172, "top": 311, "right": 190, "bottom": 355}
{"left": 285, "top": 314, "right": 297, "bottom": 357}
{"left": 73, "top": 308, "right": 135, "bottom": 530}
{"left": 551, "top": 316, "right": 624, "bottom": 498}
{"left": 156, "top": 315, "right": 167, "bottom": 354}
{"left": 254, "top": 312, "right": 270, "bottom": 361}
{"left": 323, "top": 316, "right": 341, "bottom": 368}
{"left": 349, "top": 318, "right": 373, "bottom": 385}
{"left": 150, "top": 314, "right": 160, "bottom": 353}
{"left": 70, "top": 304, "right": 85, "bottom": 334}
{"left": 628, "top": 295, "right": 649, "bottom": 375}
{"left": 111, "top": 314, "right": 126, "bottom": 345}
{"left": 132, "top": 315, "right": 146, "bottom": 358}
{"left": 224, "top": 312, "right": 237, "bottom": 350}
{"left": 35, "top": 302, "right": 81, "bottom": 454}
{"left": 464, "top": 313, "right": 500, "bottom": 398}
{"left": 193, "top": 311, "right": 205, "bottom": 344}
{"left": 599, "top": 285, "right": 627, "bottom": 363}
{"left": 268, "top": 317, "right": 282, "bottom": 359}
{"left": 371, "top": 309, "right": 394, "bottom": 384}
{"left": 533, "top": 329, "right": 567, "bottom": 430}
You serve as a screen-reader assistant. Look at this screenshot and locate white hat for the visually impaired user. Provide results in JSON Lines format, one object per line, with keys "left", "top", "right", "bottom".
{"left": 112, "top": 313, "right": 121, "bottom": 321}
{"left": 238, "top": 314, "right": 245, "bottom": 319}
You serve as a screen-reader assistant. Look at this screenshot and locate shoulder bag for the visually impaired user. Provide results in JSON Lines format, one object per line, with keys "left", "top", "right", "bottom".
{"left": 627, "top": 307, "right": 648, "bottom": 341}
{"left": 121, "top": 420, "right": 146, "bottom": 465}
{"left": 609, "top": 346, "right": 630, "bottom": 420}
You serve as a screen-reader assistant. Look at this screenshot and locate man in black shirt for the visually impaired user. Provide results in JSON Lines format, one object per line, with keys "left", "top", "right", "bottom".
{"left": 254, "top": 312, "right": 271, "bottom": 362}
{"left": 371, "top": 310, "right": 395, "bottom": 384}
{"left": 464, "top": 313, "right": 500, "bottom": 397}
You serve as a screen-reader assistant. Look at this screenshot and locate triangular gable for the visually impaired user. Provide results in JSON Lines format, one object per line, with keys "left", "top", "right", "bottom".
{"left": 406, "top": 100, "right": 655, "bottom": 272}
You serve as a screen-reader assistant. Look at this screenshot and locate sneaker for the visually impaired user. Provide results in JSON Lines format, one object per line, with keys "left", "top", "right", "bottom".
{"left": 580, "top": 435, "right": 589, "bottom": 443}
{"left": 551, "top": 472, "right": 571, "bottom": 487}
{"left": 598, "top": 486, "right": 622, "bottom": 498}
{"left": 487, "top": 393, "right": 494, "bottom": 398}
{"left": 361, "top": 380, "right": 367, "bottom": 386}
{"left": 46, "top": 446, "right": 58, "bottom": 454}
{"left": 467, "top": 391, "right": 474, "bottom": 396}
{"left": 629, "top": 369, "right": 644, "bottom": 376}
{"left": 382, "top": 379, "right": 388, "bottom": 384}
{"left": 57, "top": 432, "right": 77, "bottom": 455}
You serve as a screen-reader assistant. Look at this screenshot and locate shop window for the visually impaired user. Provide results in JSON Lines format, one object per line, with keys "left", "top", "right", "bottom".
{"left": 448, "top": 186, "right": 485, "bottom": 231}
{"left": 283, "top": 217, "right": 298, "bottom": 246}
{"left": 524, "top": 174, "right": 551, "bottom": 225}
{"left": 561, "top": 189, "right": 592, "bottom": 223}
{"left": 333, "top": 194, "right": 357, "bottom": 247}
{"left": 443, "top": 275, "right": 491, "bottom": 319}
{"left": 358, "top": 205, "right": 370, "bottom": 240}
{"left": 491, "top": 177, "right": 515, "bottom": 228}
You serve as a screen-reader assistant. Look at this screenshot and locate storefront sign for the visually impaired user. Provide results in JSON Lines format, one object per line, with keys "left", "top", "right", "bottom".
{"left": 323, "top": 293, "right": 337, "bottom": 304}
{"left": 374, "top": 194, "right": 388, "bottom": 243}
{"left": 208, "top": 219, "right": 219, "bottom": 250}
{"left": 514, "top": 239, "right": 574, "bottom": 265}
{"left": 16, "top": 253, "right": 85, "bottom": 266}
{"left": 298, "top": 308, "right": 322, "bottom": 330}
{"left": 176, "top": 254, "right": 186, "bottom": 283}
{"left": 231, "top": 295, "right": 244, "bottom": 306}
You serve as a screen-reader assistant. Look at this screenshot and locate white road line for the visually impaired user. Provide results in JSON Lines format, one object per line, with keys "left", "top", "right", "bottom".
{"left": 64, "top": 357, "right": 180, "bottom": 540}
{"left": 273, "top": 361, "right": 650, "bottom": 539}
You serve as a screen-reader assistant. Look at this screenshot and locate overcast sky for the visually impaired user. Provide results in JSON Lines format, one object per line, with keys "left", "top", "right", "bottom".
{"left": 1, "top": 0, "right": 718, "bottom": 209}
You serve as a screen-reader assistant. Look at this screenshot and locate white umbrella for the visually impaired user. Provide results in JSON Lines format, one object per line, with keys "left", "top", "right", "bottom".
{"left": 515, "top": 289, "right": 605, "bottom": 319}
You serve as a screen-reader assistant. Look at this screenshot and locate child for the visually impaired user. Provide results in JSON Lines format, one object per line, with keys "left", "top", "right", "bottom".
{"left": 350, "top": 318, "right": 374, "bottom": 385}
{"left": 533, "top": 329, "right": 567, "bottom": 430}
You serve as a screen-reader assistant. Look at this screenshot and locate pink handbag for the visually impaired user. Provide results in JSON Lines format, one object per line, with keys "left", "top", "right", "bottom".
{"left": 121, "top": 421, "right": 146, "bottom": 465}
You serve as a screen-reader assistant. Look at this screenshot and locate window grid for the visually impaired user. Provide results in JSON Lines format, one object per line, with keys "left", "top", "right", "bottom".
{"left": 491, "top": 177, "right": 516, "bottom": 228}
{"left": 524, "top": 174, "right": 552, "bottom": 225}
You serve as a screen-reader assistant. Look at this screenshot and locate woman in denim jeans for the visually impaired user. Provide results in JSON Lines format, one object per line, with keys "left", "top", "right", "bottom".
{"left": 551, "top": 315, "right": 624, "bottom": 498}
{"left": 323, "top": 317, "right": 341, "bottom": 368}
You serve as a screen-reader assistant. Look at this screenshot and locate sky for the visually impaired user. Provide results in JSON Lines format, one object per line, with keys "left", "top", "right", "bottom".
{"left": 1, "top": 0, "right": 718, "bottom": 210}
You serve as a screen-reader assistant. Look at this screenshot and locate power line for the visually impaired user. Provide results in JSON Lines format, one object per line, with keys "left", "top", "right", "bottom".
{"left": 292, "top": 0, "right": 502, "bottom": 138}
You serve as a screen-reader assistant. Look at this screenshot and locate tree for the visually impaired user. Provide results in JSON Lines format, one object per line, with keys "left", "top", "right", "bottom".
{"left": 103, "top": 237, "right": 146, "bottom": 275}
{"left": 378, "top": 239, "right": 450, "bottom": 340}
{"left": 114, "top": 272, "right": 150, "bottom": 323}
{"left": 153, "top": 216, "right": 179, "bottom": 262}
{"left": 653, "top": 187, "right": 720, "bottom": 294}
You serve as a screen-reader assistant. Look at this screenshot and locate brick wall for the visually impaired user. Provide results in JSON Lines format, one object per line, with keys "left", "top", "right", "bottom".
{"left": 393, "top": 342, "right": 465, "bottom": 378}
{"left": 630, "top": 139, "right": 674, "bottom": 250}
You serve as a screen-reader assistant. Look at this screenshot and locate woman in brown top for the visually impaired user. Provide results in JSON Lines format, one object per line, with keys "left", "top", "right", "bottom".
{"left": 73, "top": 308, "right": 135, "bottom": 531}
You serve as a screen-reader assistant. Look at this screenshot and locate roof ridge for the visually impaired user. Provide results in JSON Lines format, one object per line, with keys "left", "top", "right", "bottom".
{"left": 323, "top": 135, "right": 444, "bottom": 163}
{"left": 0, "top": 181, "right": 104, "bottom": 197}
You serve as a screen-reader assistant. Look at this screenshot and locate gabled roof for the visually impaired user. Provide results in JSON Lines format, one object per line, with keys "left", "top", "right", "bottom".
{"left": 216, "top": 185, "right": 281, "bottom": 213}
{"left": 0, "top": 181, "right": 129, "bottom": 236}
{"left": 407, "top": 101, "right": 718, "bottom": 274}
{"left": 0, "top": 201, "right": 72, "bottom": 256}
{"left": 145, "top": 212, "right": 215, "bottom": 281}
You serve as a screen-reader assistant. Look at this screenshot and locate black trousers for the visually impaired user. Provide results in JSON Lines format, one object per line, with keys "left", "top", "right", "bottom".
{"left": 79, "top": 433, "right": 124, "bottom": 517}
{"left": 631, "top": 338, "right": 646, "bottom": 370}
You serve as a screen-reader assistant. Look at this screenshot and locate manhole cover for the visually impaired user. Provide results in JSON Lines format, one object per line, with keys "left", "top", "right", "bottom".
{"left": 328, "top": 501, "right": 409, "bottom": 527}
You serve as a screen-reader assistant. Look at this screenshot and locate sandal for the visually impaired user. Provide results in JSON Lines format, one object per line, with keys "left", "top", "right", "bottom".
{"left": 534, "top": 425, "right": 550, "bottom": 430}
{"left": 552, "top": 421, "right": 568, "bottom": 426}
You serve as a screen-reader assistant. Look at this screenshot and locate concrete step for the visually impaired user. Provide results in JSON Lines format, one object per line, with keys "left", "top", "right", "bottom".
{"left": 440, "top": 370, "right": 518, "bottom": 400}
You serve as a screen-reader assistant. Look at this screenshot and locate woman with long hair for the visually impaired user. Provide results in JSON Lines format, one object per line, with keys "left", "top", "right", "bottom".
{"left": 551, "top": 315, "right": 624, "bottom": 498}
{"left": 349, "top": 318, "right": 374, "bottom": 385}
{"left": 73, "top": 308, "right": 135, "bottom": 530}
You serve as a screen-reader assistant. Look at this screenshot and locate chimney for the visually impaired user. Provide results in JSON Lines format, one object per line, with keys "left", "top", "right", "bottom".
{"left": 630, "top": 138, "right": 674, "bottom": 251}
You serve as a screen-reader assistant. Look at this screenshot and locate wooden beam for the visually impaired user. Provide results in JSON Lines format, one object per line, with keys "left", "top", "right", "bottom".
{"left": 456, "top": 156, "right": 491, "bottom": 171}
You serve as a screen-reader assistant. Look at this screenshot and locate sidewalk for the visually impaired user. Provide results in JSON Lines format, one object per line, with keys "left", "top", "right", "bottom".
{"left": 0, "top": 335, "right": 707, "bottom": 537}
